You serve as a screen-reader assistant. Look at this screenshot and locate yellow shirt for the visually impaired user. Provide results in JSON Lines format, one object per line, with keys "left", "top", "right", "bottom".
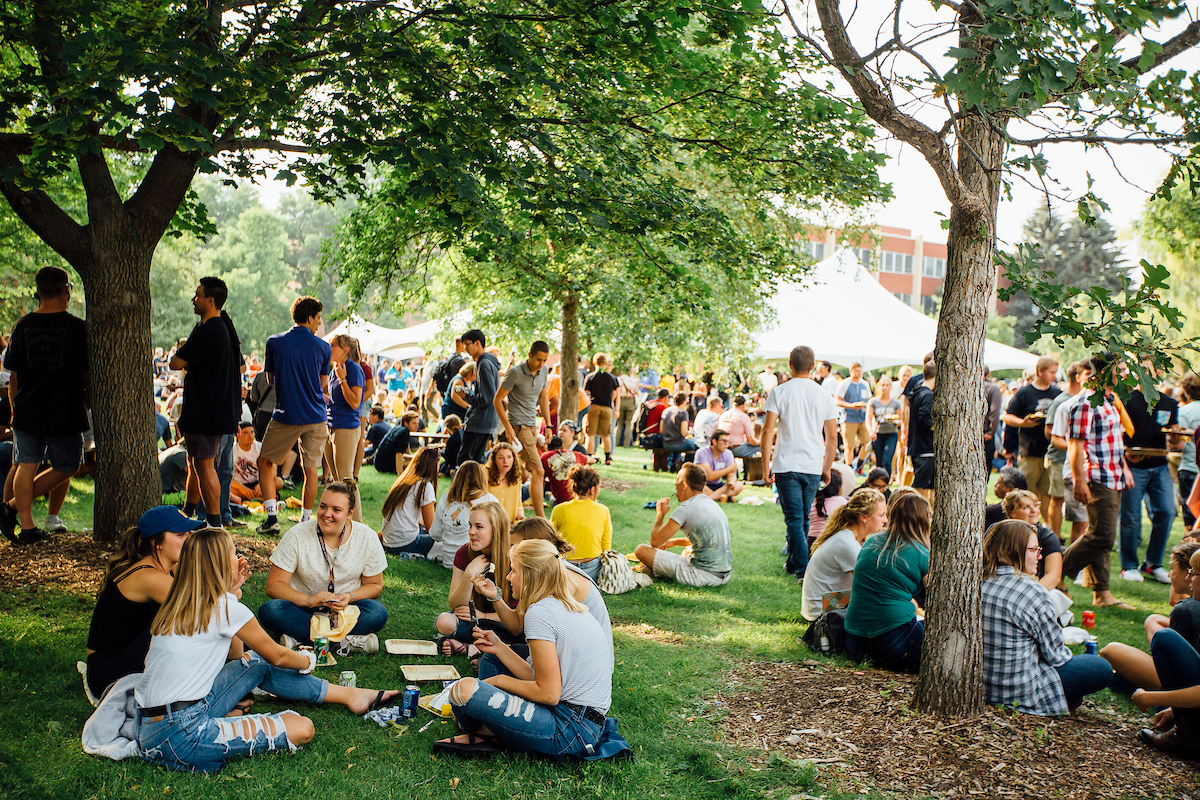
{"left": 550, "top": 497, "right": 613, "bottom": 561}
{"left": 488, "top": 481, "right": 523, "bottom": 524}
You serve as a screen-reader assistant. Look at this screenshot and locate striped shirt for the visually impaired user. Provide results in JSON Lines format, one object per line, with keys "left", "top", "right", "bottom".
{"left": 1066, "top": 392, "right": 1128, "bottom": 490}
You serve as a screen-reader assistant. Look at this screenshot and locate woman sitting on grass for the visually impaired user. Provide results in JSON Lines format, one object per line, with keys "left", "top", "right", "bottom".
{"left": 981, "top": 520, "right": 1112, "bottom": 715}
{"left": 1103, "top": 542, "right": 1200, "bottom": 695}
{"left": 843, "top": 491, "right": 930, "bottom": 673}
{"left": 428, "top": 461, "right": 498, "bottom": 568}
{"left": 486, "top": 442, "right": 524, "bottom": 523}
{"left": 379, "top": 446, "right": 439, "bottom": 558}
{"left": 434, "top": 501, "right": 519, "bottom": 657}
{"left": 1001, "top": 489, "right": 1063, "bottom": 591}
{"left": 800, "top": 488, "right": 886, "bottom": 622}
{"left": 135, "top": 527, "right": 398, "bottom": 774}
{"left": 1133, "top": 626, "right": 1200, "bottom": 755}
{"left": 549, "top": 465, "right": 612, "bottom": 581}
{"left": 433, "top": 538, "right": 629, "bottom": 760}
{"left": 85, "top": 506, "right": 206, "bottom": 700}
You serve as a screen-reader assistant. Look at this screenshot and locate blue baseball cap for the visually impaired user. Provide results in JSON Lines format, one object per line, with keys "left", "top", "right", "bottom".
{"left": 138, "top": 505, "right": 206, "bottom": 539}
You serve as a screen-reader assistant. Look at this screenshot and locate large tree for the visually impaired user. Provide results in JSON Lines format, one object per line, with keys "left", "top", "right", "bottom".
{"left": 797, "top": 0, "right": 1200, "bottom": 716}
{"left": 0, "top": 0, "right": 883, "bottom": 540}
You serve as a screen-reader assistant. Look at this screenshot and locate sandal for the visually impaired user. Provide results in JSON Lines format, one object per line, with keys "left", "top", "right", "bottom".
{"left": 1094, "top": 600, "right": 1136, "bottom": 610}
{"left": 227, "top": 698, "right": 255, "bottom": 717}
{"left": 432, "top": 732, "right": 500, "bottom": 758}
{"left": 366, "top": 689, "right": 397, "bottom": 711}
{"left": 437, "top": 635, "right": 471, "bottom": 657}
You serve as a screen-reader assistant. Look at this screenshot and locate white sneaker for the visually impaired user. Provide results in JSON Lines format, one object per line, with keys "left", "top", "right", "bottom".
{"left": 1148, "top": 566, "right": 1172, "bottom": 584}
{"left": 1119, "top": 569, "right": 1145, "bottom": 583}
{"left": 1073, "top": 571, "right": 1086, "bottom": 584}
{"left": 337, "top": 633, "right": 379, "bottom": 655}
{"left": 43, "top": 514, "right": 67, "bottom": 533}
{"left": 279, "top": 634, "right": 299, "bottom": 650}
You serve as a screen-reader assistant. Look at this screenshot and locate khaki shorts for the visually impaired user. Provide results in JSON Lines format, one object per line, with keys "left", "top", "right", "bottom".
{"left": 1019, "top": 455, "right": 1051, "bottom": 495}
{"left": 514, "top": 424, "right": 541, "bottom": 474}
{"left": 1048, "top": 459, "right": 1067, "bottom": 498}
{"left": 651, "top": 548, "right": 730, "bottom": 587}
{"left": 843, "top": 421, "right": 871, "bottom": 451}
{"left": 1061, "top": 472, "right": 1089, "bottom": 523}
{"left": 587, "top": 405, "right": 614, "bottom": 436}
{"left": 260, "top": 420, "right": 329, "bottom": 470}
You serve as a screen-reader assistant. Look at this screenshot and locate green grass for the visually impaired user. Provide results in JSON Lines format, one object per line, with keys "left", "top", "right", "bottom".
{"left": 0, "top": 452, "right": 1187, "bottom": 799}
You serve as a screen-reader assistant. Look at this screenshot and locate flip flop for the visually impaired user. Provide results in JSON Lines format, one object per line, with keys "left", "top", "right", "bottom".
{"left": 1094, "top": 600, "right": 1136, "bottom": 610}
{"left": 227, "top": 699, "right": 254, "bottom": 717}
{"left": 432, "top": 732, "right": 499, "bottom": 758}
{"left": 366, "top": 690, "right": 396, "bottom": 711}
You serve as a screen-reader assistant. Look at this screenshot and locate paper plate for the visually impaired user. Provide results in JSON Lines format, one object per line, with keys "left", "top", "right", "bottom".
{"left": 384, "top": 638, "right": 438, "bottom": 656}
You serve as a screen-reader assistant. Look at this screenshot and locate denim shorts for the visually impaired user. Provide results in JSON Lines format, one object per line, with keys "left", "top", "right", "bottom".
{"left": 13, "top": 429, "right": 83, "bottom": 472}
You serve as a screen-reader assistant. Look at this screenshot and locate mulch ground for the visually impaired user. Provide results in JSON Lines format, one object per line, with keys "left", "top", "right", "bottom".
{"left": 0, "top": 528, "right": 277, "bottom": 595}
{"left": 721, "top": 660, "right": 1200, "bottom": 799}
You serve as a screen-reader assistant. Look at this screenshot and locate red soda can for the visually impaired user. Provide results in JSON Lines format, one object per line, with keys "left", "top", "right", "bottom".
{"left": 1082, "top": 610, "right": 1095, "bottom": 630}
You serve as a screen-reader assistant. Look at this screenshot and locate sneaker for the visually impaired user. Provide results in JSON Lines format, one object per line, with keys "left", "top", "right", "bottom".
{"left": 281, "top": 478, "right": 297, "bottom": 491}
{"left": 257, "top": 518, "right": 281, "bottom": 535}
{"left": 0, "top": 502, "right": 18, "bottom": 543}
{"left": 337, "top": 633, "right": 379, "bottom": 655}
{"left": 16, "top": 528, "right": 48, "bottom": 545}
{"left": 1119, "top": 569, "right": 1145, "bottom": 583}
{"left": 226, "top": 518, "right": 248, "bottom": 529}
{"left": 1143, "top": 565, "right": 1171, "bottom": 584}
{"left": 279, "top": 634, "right": 299, "bottom": 650}
{"left": 43, "top": 514, "right": 68, "bottom": 533}
{"left": 1074, "top": 571, "right": 1086, "bottom": 584}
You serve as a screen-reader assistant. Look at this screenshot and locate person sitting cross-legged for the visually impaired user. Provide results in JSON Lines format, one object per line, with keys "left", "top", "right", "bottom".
{"left": 694, "top": 429, "right": 744, "bottom": 503}
{"left": 633, "top": 463, "right": 733, "bottom": 588}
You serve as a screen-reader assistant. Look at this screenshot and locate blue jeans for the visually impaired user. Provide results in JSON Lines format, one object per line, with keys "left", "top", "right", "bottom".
{"left": 258, "top": 599, "right": 388, "bottom": 644}
{"left": 1119, "top": 463, "right": 1175, "bottom": 571}
{"left": 137, "top": 651, "right": 328, "bottom": 773}
{"left": 872, "top": 433, "right": 898, "bottom": 480}
{"left": 453, "top": 679, "right": 605, "bottom": 760}
{"left": 383, "top": 530, "right": 435, "bottom": 558}
{"left": 217, "top": 433, "right": 236, "bottom": 525}
{"left": 569, "top": 557, "right": 600, "bottom": 582}
{"left": 451, "top": 616, "right": 524, "bottom": 647}
{"left": 1152, "top": 628, "right": 1200, "bottom": 728}
{"left": 775, "top": 472, "right": 821, "bottom": 576}
{"left": 1181, "top": 470, "right": 1197, "bottom": 530}
{"left": 662, "top": 440, "right": 698, "bottom": 471}
{"left": 731, "top": 443, "right": 760, "bottom": 459}
{"left": 1053, "top": 654, "right": 1113, "bottom": 710}
{"left": 845, "top": 617, "right": 924, "bottom": 673}
{"left": 477, "top": 646, "right": 531, "bottom": 681}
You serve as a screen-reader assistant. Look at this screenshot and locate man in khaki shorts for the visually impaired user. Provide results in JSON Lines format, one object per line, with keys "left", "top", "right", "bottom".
{"left": 634, "top": 463, "right": 733, "bottom": 587}
{"left": 584, "top": 352, "right": 620, "bottom": 465}
{"left": 494, "top": 340, "right": 551, "bottom": 518}
{"left": 257, "top": 296, "right": 331, "bottom": 534}
{"left": 1002, "top": 355, "right": 1062, "bottom": 525}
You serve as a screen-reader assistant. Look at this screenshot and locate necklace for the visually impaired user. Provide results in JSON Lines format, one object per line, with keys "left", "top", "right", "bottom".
{"left": 317, "top": 522, "right": 348, "bottom": 593}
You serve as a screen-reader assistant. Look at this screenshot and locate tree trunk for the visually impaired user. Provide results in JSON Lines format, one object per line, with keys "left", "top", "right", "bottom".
{"left": 912, "top": 109, "right": 1007, "bottom": 717}
{"left": 559, "top": 292, "right": 580, "bottom": 425}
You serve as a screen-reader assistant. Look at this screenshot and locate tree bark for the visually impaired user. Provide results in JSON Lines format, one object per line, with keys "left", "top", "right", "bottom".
{"left": 558, "top": 291, "right": 580, "bottom": 425}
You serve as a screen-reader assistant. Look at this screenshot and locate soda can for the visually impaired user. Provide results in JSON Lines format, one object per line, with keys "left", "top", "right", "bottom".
{"left": 1081, "top": 610, "right": 1095, "bottom": 630}
{"left": 314, "top": 637, "right": 331, "bottom": 662}
{"left": 1084, "top": 640, "right": 1098, "bottom": 655}
{"left": 401, "top": 685, "right": 420, "bottom": 719}
{"left": 339, "top": 670, "right": 357, "bottom": 688}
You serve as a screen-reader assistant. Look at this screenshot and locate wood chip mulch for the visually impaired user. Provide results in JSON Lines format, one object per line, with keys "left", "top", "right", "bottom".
{"left": 0, "top": 528, "right": 276, "bottom": 595}
{"left": 721, "top": 660, "right": 1200, "bottom": 799}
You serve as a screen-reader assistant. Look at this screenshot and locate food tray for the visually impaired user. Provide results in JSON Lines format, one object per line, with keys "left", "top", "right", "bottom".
{"left": 384, "top": 638, "right": 439, "bottom": 656}
{"left": 1163, "top": 426, "right": 1195, "bottom": 436}
{"left": 1128, "top": 447, "right": 1169, "bottom": 457}
{"left": 401, "top": 664, "right": 461, "bottom": 681}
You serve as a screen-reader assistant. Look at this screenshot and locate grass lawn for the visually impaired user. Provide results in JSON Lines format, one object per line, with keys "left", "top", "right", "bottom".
{"left": 0, "top": 448, "right": 1188, "bottom": 800}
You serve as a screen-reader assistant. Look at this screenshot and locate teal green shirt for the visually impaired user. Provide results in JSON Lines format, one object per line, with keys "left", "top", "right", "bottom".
{"left": 843, "top": 532, "right": 929, "bottom": 638}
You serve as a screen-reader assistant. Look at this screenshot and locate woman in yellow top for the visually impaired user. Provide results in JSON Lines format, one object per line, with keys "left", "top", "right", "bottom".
{"left": 549, "top": 465, "right": 612, "bottom": 581}
{"left": 486, "top": 442, "right": 524, "bottom": 523}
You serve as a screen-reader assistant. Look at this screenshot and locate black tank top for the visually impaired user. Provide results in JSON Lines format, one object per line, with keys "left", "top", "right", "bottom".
{"left": 85, "top": 565, "right": 161, "bottom": 652}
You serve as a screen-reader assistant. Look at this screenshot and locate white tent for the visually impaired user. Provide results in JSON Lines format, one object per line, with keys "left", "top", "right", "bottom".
{"left": 756, "top": 249, "right": 1039, "bottom": 372}
{"left": 325, "top": 316, "right": 444, "bottom": 359}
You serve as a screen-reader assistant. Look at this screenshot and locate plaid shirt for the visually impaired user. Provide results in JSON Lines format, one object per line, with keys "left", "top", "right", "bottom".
{"left": 981, "top": 567, "right": 1072, "bottom": 716}
{"left": 1066, "top": 392, "right": 1128, "bottom": 490}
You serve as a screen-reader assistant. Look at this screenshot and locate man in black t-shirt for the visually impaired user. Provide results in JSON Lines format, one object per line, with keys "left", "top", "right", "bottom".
{"left": 1002, "top": 356, "right": 1061, "bottom": 523}
{"left": 583, "top": 352, "right": 620, "bottom": 465}
{"left": 170, "top": 277, "right": 242, "bottom": 528}
{"left": 364, "top": 406, "right": 391, "bottom": 462}
{"left": 1117, "top": 371, "right": 1179, "bottom": 584}
{"left": 0, "top": 267, "right": 89, "bottom": 545}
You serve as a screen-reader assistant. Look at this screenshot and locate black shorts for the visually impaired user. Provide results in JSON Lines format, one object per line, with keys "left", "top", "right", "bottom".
{"left": 911, "top": 455, "right": 935, "bottom": 490}
{"left": 181, "top": 432, "right": 221, "bottom": 460}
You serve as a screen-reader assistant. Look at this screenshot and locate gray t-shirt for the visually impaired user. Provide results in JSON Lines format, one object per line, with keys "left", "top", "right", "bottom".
{"left": 1044, "top": 391, "right": 1073, "bottom": 466}
{"left": 662, "top": 406, "right": 689, "bottom": 445}
{"left": 498, "top": 360, "right": 548, "bottom": 427}
{"left": 524, "top": 596, "right": 613, "bottom": 713}
{"left": 867, "top": 397, "right": 901, "bottom": 435}
{"left": 669, "top": 494, "right": 732, "bottom": 573}
{"left": 800, "top": 529, "right": 860, "bottom": 621}
{"left": 565, "top": 563, "right": 613, "bottom": 637}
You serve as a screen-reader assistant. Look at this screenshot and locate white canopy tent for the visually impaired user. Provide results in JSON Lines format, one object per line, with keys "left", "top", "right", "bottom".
{"left": 325, "top": 316, "right": 445, "bottom": 360}
{"left": 756, "top": 249, "right": 1040, "bottom": 372}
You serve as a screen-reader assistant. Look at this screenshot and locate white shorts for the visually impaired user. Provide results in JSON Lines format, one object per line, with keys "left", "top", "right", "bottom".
{"left": 652, "top": 549, "right": 730, "bottom": 587}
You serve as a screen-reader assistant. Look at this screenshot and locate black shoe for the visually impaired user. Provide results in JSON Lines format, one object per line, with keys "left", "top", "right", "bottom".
{"left": 15, "top": 528, "right": 48, "bottom": 545}
{"left": 0, "top": 502, "right": 18, "bottom": 543}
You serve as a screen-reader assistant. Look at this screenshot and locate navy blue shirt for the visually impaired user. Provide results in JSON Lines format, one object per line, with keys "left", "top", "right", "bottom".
{"left": 373, "top": 425, "right": 412, "bottom": 474}
{"left": 365, "top": 420, "right": 391, "bottom": 452}
{"left": 264, "top": 326, "right": 331, "bottom": 426}
{"left": 328, "top": 359, "right": 365, "bottom": 430}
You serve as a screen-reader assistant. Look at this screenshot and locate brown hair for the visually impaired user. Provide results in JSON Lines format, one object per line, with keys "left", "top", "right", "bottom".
{"left": 679, "top": 463, "right": 707, "bottom": 492}
{"left": 103, "top": 526, "right": 167, "bottom": 591}
{"left": 567, "top": 464, "right": 600, "bottom": 497}
{"left": 1181, "top": 372, "right": 1200, "bottom": 404}
{"left": 486, "top": 442, "right": 522, "bottom": 487}
{"left": 1173, "top": 540, "right": 1200, "bottom": 573}
{"left": 511, "top": 517, "right": 574, "bottom": 556}
{"left": 1002, "top": 488, "right": 1039, "bottom": 519}
{"left": 874, "top": 492, "right": 931, "bottom": 566}
{"left": 983, "top": 519, "right": 1037, "bottom": 579}
{"left": 442, "top": 414, "right": 462, "bottom": 433}
{"left": 381, "top": 446, "right": 440, "bottom": 521}
{"left": 811, "top": 488, "right": 885, "bottom": 556}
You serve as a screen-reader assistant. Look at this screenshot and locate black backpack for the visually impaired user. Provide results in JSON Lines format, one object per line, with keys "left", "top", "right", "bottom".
{"left": 434, "top": 354, "right": 465, "bottom": 394}
{"left": 801, "top": 608, "right": 847, "bottom": 655}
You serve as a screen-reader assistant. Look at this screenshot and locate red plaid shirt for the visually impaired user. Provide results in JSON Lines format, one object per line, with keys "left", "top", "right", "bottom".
{"left": 1067, "top": 394, "right": 1128, "bottom": 490}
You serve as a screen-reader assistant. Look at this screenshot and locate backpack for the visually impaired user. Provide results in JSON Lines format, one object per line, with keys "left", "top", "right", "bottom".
{"left": 596, "top": 549, "right": 651, "bottom": 594}
{"left": 801, "top": 608, "right": 847, "bottom": 655}
{"left": 434, "top": 354, "right": 465, "bottom": 394}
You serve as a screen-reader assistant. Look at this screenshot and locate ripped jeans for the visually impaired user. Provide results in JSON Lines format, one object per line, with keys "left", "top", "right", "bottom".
{"left": 137, "top": 651, "right": 328, "bottom": 773}
{"left": 451, "top": 679, "right": 604, "bottom": 760}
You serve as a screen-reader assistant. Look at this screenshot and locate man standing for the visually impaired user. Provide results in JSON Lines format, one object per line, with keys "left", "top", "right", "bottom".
{"left": 634, "top": 463, "right": 733, "bottom": 587}
{"left": 0, "top": 267, "right": 88, "bottom": 544}
{"left": 982, "top": 366, "right": 1003, "bottom": 476}
{"left": 760, "top": 345, "right": 837, "bottom": 580}
{"left": 909, "top": 362, "right": 936, "bottom": 503}
{"left": 615, "top": 365, "right": 640, "bottom": 448}
{"left": 1002, "top": 355, "right": 1062, "bottom": 524}
{"left": 170, "top": 277, "right": 243, "bottom": 528}
{"left": 1061, "top": 353, "right": 1135, "bottom": 610}
{"left": 256, "top": 296, "right": 331, "bottom": 534}
{"left": 459, "top": 329, "right": 500, "bottom": 464}
{"left": 1043, "top": 362, "right": 1086, "bottom": 540}
{"left": 1049, "top": 362, "right": 1091, "bottom": 545}
{"left": 835, "top": 362, "right": 872, "bottom": 469}
{"left": 638, "top": 363, "right": 660, "bottom": 401}
{"left": 495, "top": 340, "right": 551, "bottom": 517}
{"left": 583, "top": 352, "right": 620, "bottom": 465}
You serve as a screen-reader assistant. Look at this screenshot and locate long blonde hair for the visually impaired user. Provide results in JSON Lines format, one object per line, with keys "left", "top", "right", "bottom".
{"left": 511, "top": 539, "right": 586, "bottom": 618}
{"left": 810, "top": 488, "right": 885, "bottom": 556}
{"left": 151, "top": 528, "right": 236, "bottom": 636}
{"left": 469, "top": 501, "right": 512, "bottom": 607}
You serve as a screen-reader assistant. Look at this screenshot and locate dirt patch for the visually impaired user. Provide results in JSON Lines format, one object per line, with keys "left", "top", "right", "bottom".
{"left": 0, "top": 528, "right": 276, "bottom": 595}
{"left": 614, "top": 622, "right": 687, "bottom": 645}
{"left": 602, "top": 479, "right": 643, "bottom": 494}
{"left": 721, "top": 661, "right": 1200, "bottom": 799}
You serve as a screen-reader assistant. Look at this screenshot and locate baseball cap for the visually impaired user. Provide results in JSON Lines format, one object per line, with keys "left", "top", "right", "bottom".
{"left": 138, "top": 505, "right": 206, "bottom": 539}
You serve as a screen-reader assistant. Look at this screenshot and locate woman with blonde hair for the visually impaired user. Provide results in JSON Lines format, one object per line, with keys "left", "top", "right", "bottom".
{"left": 549, "top": 465, "right": 612, "bottom": 581}
{"left": 800, "top": 488, "right": 887, "bottom": 622}
{"left": 486, "top": 441, "right": 524, "bottom": 523}
{"left": 1002, "top": 488, "right": 1063, "bottom": 591}
{"left": 433, "top": 539, "right": 628, "bottom": 760}
{"left": 434, "top": 501, "right": 518, "bottom": 656}
{"left": 427, "top": 461, "right": 498, "bottom": 567}
{"left": 379, "top": 446, "right": 440, "bottom": 557}
{"left": 325, "top": 334, "right": 365, "bottom": 519}
{"left": 981, "top": 520, "right": 1111, "bottom": 715}
{"left": 135, "top": 528, "right": 398, "bottom": 773}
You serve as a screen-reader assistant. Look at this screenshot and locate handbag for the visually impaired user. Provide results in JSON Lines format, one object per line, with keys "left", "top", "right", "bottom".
{"left": 801, "top": 608, "right": 847, "bottom": 655}
{"left": 596, "top": 549, "right": 650, "bottom": 594}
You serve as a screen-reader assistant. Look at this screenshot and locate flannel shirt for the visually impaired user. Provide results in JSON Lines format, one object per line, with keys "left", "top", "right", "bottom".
{"left": 1066, "top": 392, "right": 1128, "bottom": 490}
{"left": 981, "top": 567, "right": 1072, "bottom": 716}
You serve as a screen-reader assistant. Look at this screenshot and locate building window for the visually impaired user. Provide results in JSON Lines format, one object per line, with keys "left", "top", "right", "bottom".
{"left": 923, "top": 256, "right": 945, "bottom": 278}
{"left": 800, "top": 240, "right": 826, "bottom": 260}
{"left": 922, "top": 294, "right": 939, "bottom": 314}
{"left": 881, "top": 251, "right": 913, "bottom": 274}
{"left": 893, "top": 292, "right": 912, "bottom": 305}
{"left": 852, "top": 247, "right": 873, "bottom": 269}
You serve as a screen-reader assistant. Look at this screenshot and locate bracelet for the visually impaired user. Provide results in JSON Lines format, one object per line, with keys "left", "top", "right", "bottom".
{"left": 349, "top": 590, "right": 354, "bottom": 602}
{"left": 490, "top": 591, "right": 502, "bottom": 603}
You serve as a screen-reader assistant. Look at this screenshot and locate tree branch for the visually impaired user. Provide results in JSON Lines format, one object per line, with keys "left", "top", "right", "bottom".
{"left": 0, "top": 145, "right": 90, "bottom": 269}
{"left": 1121, "top": 19, "right": 1200, "bottom": 74}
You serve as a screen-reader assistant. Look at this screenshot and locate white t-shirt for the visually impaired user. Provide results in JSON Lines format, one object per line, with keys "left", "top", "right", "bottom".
{"left": 693, "top": 408, "right": 721, "bottom": 444}
{"left": 136, "top": 593, "right": 254, "bottom": 707}
{"left": 801, "top": 529, "right": 861, "bottom": 621}
{"left": 427, "top": 491, "right": 499, "bottom": 568}
{"left": 764, "top": 377, "right": 837, "bottom": 475}
{"left": 269, "top": 519, "right": 387, "bottom": 596}
{"left": 524, "top": 596, "right": 613, "bottom": 713}
{"left": 234, "top": 440, "right": 261, "bottom": 485}
{"left": 1050, "top": 391, "right": 1087, "bottom": 479}
{"left": 380, "top": 482, "right": 437, "bottom": 548}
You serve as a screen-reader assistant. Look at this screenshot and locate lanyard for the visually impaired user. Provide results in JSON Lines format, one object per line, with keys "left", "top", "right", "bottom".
{"left": 317, "top": 524, "right": 347, "bottom": 593}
